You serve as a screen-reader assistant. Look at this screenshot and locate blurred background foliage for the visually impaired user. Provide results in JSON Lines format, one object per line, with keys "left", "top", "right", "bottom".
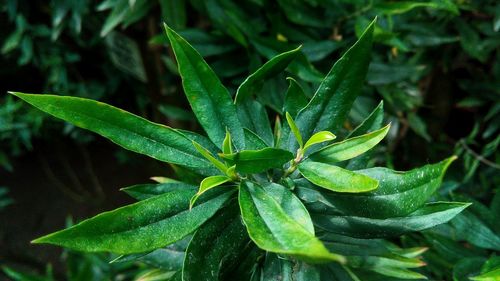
{"left": 0, "top": 0, "right": 499, "bottom": 280}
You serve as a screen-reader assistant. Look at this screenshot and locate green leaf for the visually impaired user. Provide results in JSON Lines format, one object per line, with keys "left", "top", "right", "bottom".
{"left": 313, "top": 202, "right": 470, "bottom": 238}
{"left": 286, "top": 112, "right": 303, "bottom": 149}
{"left": 298, "top": 161, "right": 379, "bottom": 193}
{"left": 235, "top": 46, "right": 301, "bottom": 103}
{"left": 32, "top": 189, "right": 234, "bottom": 254}
{"left": 237, "top": 99, "right": 274, "bottom": 146}
{"left": 238, "top": 181, "right": 345, "bottom": 263}
{"left": 222, "top": 129, "right": 233, "bottom": 154}
{"left": 309, "top": 124, "right": 390, "bottom": 163}
{"left": 192, "top": 141, "right": 227, "bottom": 174}
{"left": 346, "top": 101, "right": 384, "bottom": 170}
{"left": 347, "top": 101, "right": 384, "bottom": 139}
{"left": 183, "top": 204, "right": 250, "bottom": 281}
{"left": 303, "top": 131, "right": 336, "bottom": 152}
{"left": 324, "top": 157, "right": 457, "bottom": 218}
{"left": 121, "top": 180, "right": 197, "bottom": 201}
{"left": 10, "top": 92, "right": 210, "bottom": 169}
{"left": 190, "top": 175, "right": 231, "bottom": 208}
{"left": 164, "top": 24, "right": 245, "bottom": 149}
{"left": 262, "top": 182, "right": 314, "bottom": 234}
{"left": 283, "top": 18, "right": 375, "bottom": 150}
{"left": 243, "top": 128, "right": 269, "bottom": 150}
{"left": 470, "top": 266, "right": 500, "bottom": 281}
{"left": 220, "top": 148, "right": 294, "bottom": 174}
{"left": 283, "top": 77, "right": 308, "bottom": 118}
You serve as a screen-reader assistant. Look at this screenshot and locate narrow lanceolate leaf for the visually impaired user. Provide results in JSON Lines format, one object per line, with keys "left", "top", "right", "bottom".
{"left": 164, "top": 24, "right": 244, "bottom": 149}
{"left": 347, "top": 101, "right": 384, "bottom": 138}
{"left": 235, "top": 46, "right": 301, "bottom": 103}
{"left": 192, "top": 141, "right": 227, "bottom": 174}
{"left": 324, "top": 156, "right": 457, "bottom": 218}
{"left": 221, "top": 148, "right": 293, "bottom": 174}
{"left": 298, "top": 161, "right": 379, "bottom": 193}
{"left": 284, "top": 77, "right": 308, "bottom": 118}
{"left": 121, "top": 181, "right": 197, "bottom": 201}
{"left": 222, "top": 129, "right": 233, "bottom": 154}
{"left": 303, "top": 131, "right": 336, "bottom": 152}
{"left": 285, "top": 18, "right": 375, "bottom": 150}
{"left": 286, "top": 112, "right": 303, "bottom": 148}
{"left": 346, "top": 101, "right": 384, "bottom": 170}
{"left": 183, "top": 204, "right": 250, "bottom": 281}
{"left": 10, "top": 93, "right": 211, "bottom": 169}
{"left": 32, "top": 189, "right": 234, "bottom": 254}
{"left": 238, "top": 181, "right": 345, "bottom": 263}
{"left": 313, "top": 202, "right": 471, "bottom": 238}
{"left": 190, "top": 175, "right": 231, "bottom": 208}
{"left": 309, "top": 124, "right": 390, "bottom": 163}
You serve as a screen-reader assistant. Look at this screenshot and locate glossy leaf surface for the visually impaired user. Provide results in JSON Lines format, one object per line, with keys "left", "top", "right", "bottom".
{"left": 121, "top": 181, "right": 197, "bottom": 201}
{"left": 238, "top": 181, "right": 345, "bottom": 263}
{"left": 11, "top": 92, "right": 210, "bottom": 169}
{"left": 309, "top": 124, "right": 390, "bottom": 163}
{"left": 314, "top": 202, "right": 470, "bottom": 238}
{"left": 190, "top": 175, "right": 231, "bottom": 208}
{"left": 164, "top": 24, "right": 244, "bottom": 149}
{"left": 33, "top": 189, "right": 234, "bottom": 254}
{"left": 285, "top": 19, "right": 375, "bottom": 149}
{"left": 325, "top": 157, "right": 457, "bottom": 218}
{"left": 303, "top": 131, "right": 336, "bottom": 152}
{"left": 298, "top": 161, "right": 379, "bottom": 193}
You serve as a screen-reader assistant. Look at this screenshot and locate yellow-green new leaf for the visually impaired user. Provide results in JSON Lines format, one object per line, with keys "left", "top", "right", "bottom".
{"left": 298, "top": 161, "right": 379, "bottom": 193}
{"left": 190, "top": 175, "right": 231, "bottom": 208}
{"left": 286, "top": 112, "right": 303, "bottom": 148}
{"left": 192, "top": 141, "right": 227, "bottom": 174}
{"left": 222, "top": 129, "right": 233, "bottom": 154}
{"left": 309, "top": 124, "right": 390, "bottom": 163}
{"left": 303, "top": 131, "right": 336, "bottom": 152}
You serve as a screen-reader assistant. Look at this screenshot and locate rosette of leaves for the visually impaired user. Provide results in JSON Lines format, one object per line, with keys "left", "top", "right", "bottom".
{"left": 10, "top": 19, "right": 470, "bottom": 280}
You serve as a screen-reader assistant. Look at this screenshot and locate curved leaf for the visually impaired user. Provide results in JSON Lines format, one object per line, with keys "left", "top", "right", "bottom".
{"left": 235, "top": 46, "right": 301, "bottom": 103}
{"left": 313, "top": 202, "right": 470, "bottom": 238}
{"left": 164, "top": 24, "right": 244, "bottom": 149}
{"left": 309, "top": 124, "right": 390, "bottom": 163}
{"left": 238, "top": 181, "right": 345, "bottom": 263}
{"left": 324, "top": 157, "right": 457, "bottom": 218}
{"left": 32, "top": 189, "right": 234, "bottom": 254}
{"left": 282, "top": 18, "right": 376, "bottom": 150}
{"left": 190, "top": 175, "right": 231, "bottom": 208}
{"left": 262, "top": 182, "right": 314, "bottom": 234}
{"left": 298, "top": 160, "right": 379, "bottom": 193}
{"left": 303, "top": 131, "right": 336, "bottom": 152}
{"left": 121, "top": 181, "right": 197, "bottom": 201}
{"left": 10, "top": 92, "right": 210, "bottom": 169}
